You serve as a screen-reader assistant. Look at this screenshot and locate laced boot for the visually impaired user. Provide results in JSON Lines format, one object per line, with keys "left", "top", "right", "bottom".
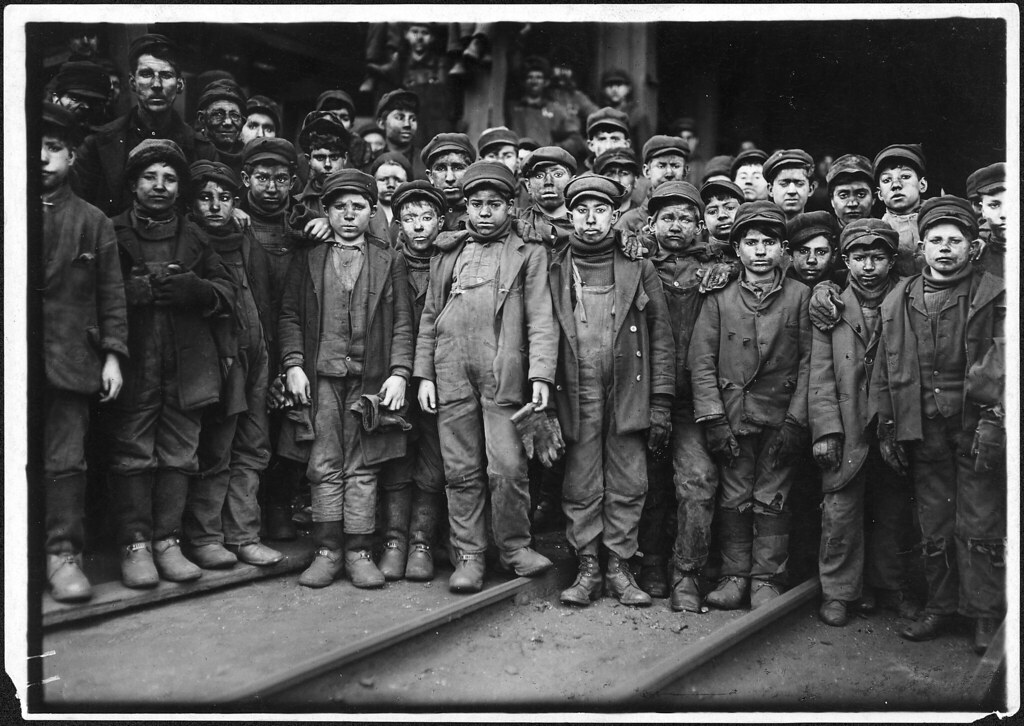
{"left": 560, "top": 554, "right": 602, "bottom": 606}
{"left": 670, "top": 570, "right": 703, "bottom": 613}
{"left": 406, "top": 489, "right": 443, "bottom": 581}
{"left": 750, "top": 511, "right": 790, "bottom": 610}
{"left": 298, "top": 521, "right": 345, "bottom": 588}
{"left": 345, "top": 534, "right": 385, "bottom": 589}
{"left": 604, "top": 554, "right": 652, "bottom": 607}
{"left": 47, "top": 553, "right": 93, "bottom": 602}
{"left": 449, "top": 552, "right": 485, "bottom": 593}
{"left": 379, "top": 484, "right": 412, "bottom": 581}
{"left": 638, "top": 554, "right": 669, "bottom": 599}
{"left": 121, "top": 540, "right": 159, "bottom": 589}
{"left": 153, "top": 536, "right": 202, "bottom": 582}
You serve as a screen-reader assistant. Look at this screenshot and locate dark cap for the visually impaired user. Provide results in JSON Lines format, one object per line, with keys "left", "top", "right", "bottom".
{"left": 42, "top": 101, "right": 82, "bottom": 143}
{"left": 563, "top": 173, "right": 625, "bottom": 208}
{"left": 315, "top": 89, "right": 356, "bottom": 117}
{"left": 523, "top": 55, "right": 551, "bottom": 78}
{"left": 826, "top": 153, "right": 873, "bottom": 189}
{"left": 195, "top": 70, "right": 235, "bottom": 93}
{"left": 672, "top": 116, "right": 697, "bottom": 134}
{"left": 459, "top": 160, "right": 517, "bottom": 198}
{"left": 370, "top": 150, "right": 413, "bottom": 180}
{"left": 648, "top": 181, "right": 704, "bottom": 217}
{"left": 965, "top": 162, "right": 1005, "bottom": 200}
{"left": 321, "top": 168, "right": 377, "bottom": 206}
{"left": 730, "top": 148, "right": 768, "bottom": 178}
{"left": 918, "top": 195, "right": 978, "bottom": 239}
{"left": 521, "top": 146, "right": 578, "bottom": 176}
{"left": 242, "top": 137, "right": 298, "bottom": 168}
{"left": 421, "top": 132, "right": 476, "bottom": 167}
{"left": 593, "top": 147, "right": 641, "bottom": 175}
{"left": 786, "top": 211, "right": 840, "bottom": 250}
{"left": 356, "top": 123, "right": 385, "bottom": 139}
{"left": 189, "top": 160, "right": 241, "bottom": 194}
{"left": 128, "top": 33, "right": 179, "bottom": 70}
{"left": 245, "top": 95, "right": 281, "bottom": 131}
{"left": 375, "top": 89, "right": 419, "bottom": 119}
{"left": 477, "top": 126, "right": 519, "bottom": 156}
{"left": 391, "top": 179, "right": 447, "bottom": 215}
{"left": 298, "top": 110, "right": 351, "bottom": 153}
{"left": 700, "top": 178, "right": 744, "bottom": 204}
{"left": 586, "top": 107, "right": 630, "bottom": 137}
{"left": 600, "top": 68, "right": 632, "bottom": 86}
{"left": 701, "top": 155, "right": 735, "bottom": 184}
{"left": 125, "top": 139, "right": 189, "bottom": 186}
{"left": 642, "top": 135, "right": 690, "bottom": 163}
{"left": 762, "top": 148, "right": 814, "bottom": 183}
{"left": 872, "top": 143, "right": 926, "bottom": 178}
{"left": 54, "top": 61, "right": 109, "bottom": 100}
{"left": 729, "top": 201, "right": 787, "bottom": 243}
{"left": 839, "top": 218, "right": 899, "bottom": 254}
{"left": 198, "top": 79, "right": 246, "bottom": 112}
{"left": 518, "top": 137, "right": 541, "bottom": 152}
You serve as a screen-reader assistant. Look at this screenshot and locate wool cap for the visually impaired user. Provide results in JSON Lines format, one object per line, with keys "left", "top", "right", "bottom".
{"left": 476, "top": 126, "right": 519, "bottom": 156}
{"left": 701, "top": 155, "right": 735, "bottom": 184}
{"left": 298, "top": 110, "right": 351, "bottom": 153}
{"left": 600, "top": 68, "right": 632, "bottom": 86}
{"left": 370, "top": 150, "right": 414, "bottom": 179}
{"left": 826, "top": 153, "right": 873, "bottom": 188}
{"left": 729, "top": 201, "right": 787, "bottom": 243}
{"left": 563, "top": 173, "right": 625, "bottom": 208}
{"left": 375, "top": 88, "right": 419, "bottom": 119}
{"left": 593, "top": 147, "right": 641, "bottom": 175}
{"left": 189, "top": 160, "right": 241, "bottom": 194}
{"left": 648, "top": 181, "right": 704, "bottom": 217}
{"left": 197, "top": 79, "right": 246, "bottom": 112}
{"left": 242, "top": 137, "right": 298, "bottom": 168}
{"left": 872, "top": 143, "right": 926, "bottom": 178}
{"left": 518, "top": 137, "right": 541, "bottom": 152}
{"left": 124, "top": 139, "right": 189, "bottom": 186}
{"left": 965, "top": 162, "right": 1005, "bottom": 200}
{"left": 421, "top": 132, "right": 476, "bottom": 167}
{"left": 128, "top": 33, "right": 179, "bottom": 70}
{"left": 642, "top": 135, "right": 690, "bottom": 163}
{"left": 786, "top": 211, "right": 840, "bottom": 250}
{"left": 357, "top": 123, "right": 385, "bottom": 139}
{"left": 521, "top": 146, "right": 578, "bottom": 176}
{"left": 42, "top": 101, "right": 82, "bottom": 143}
{"left": 392, "top": 179, "right": 447, "bottom": 214}
{"left": 762, "top": 148, "right": 814, "bottom": 183}
{"left": 245, "top": 95, "right": 281, "bottom": 131}
{"left": 839, "top": 218, "right": 899, "bottom": 254}
{"left": 54, "top": 61, "right": 109, "bottom": 100}
{"left": 321, "top": 168, "right": 377, "bottom": 206}
{"left": 459, "top": 160, "right": 517, "bottom": 198}
{"left": 730, "top": 148, "right": 768, "bottom": 178}
{"left": 586, "top": 107, "right": 630, "bottom": 137}
{"left": 672, "top": 116, "right": 697, "bottom": 134}
{"left": 316, "top": 89, "right": 356, "bottom": 117}
{"left": 918, "top": 195, "right": 978, "bottom": 239}
{"left": 700, "top": 178, "right": 744, "bottom": 204}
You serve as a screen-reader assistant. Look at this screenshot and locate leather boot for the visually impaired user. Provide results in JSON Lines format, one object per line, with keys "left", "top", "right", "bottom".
{"left": 670, "top": 570, "right": 703, "bottom": 613}
{"left": 706, "top": 508, "right": 753, "bottom": 610}
{"left": 751, "top": 511, "right": 790, "bottom": 593}
{"left": 560, "top": 555, "right": 602, "bottom": 606}
{"left": 299, "top": 521, "right": 345, "bottom": 587}
{"left": 751, "top": 579, "right": 784, "bottom": 609}
{"left": 47, "top": 553, "right": 93, "bottom": 602}
{"left": 406, "top": 489, "right": 443, "bottom": 581}
{"left": 901, "top": 612, "right": 953, "bottom": 642}
{"left": 449, "top": 552, "right": 486, "bottom": 593}
{"left": 605, "top": 554, "right": 652, "bottom": 607}
{"left": 121, "top": 540, "right": 159, "bottom": 588}
{"left": 265, "top": 507, "right": 297, "bottom": 541}
{"left": 500, "top": 546, "right": 553, "bottom": 577}
{"left": 706, "top": 576, "right": 750, "bottom": 610}
{"left": 379, "top": 484, "right": 412, "bottom": 581}
{"left": 153, "top": 536, "right": 202, "bottom": 582}
{"left": 188, "top": 542, "right": 238, "bottom": 569}
{"left": 819, "top": 599, "right": 849, "bottom": 626}
{"left": 345, "top": 533, "right": 385, "bottom": 589}
{"left": 638, "top": 554, "right": 669, "bottom": 599}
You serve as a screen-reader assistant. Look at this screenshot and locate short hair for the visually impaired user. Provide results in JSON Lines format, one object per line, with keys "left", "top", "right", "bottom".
{"left": 305, "top": 132, "right": 349, "bottom": 154}
{"left": 654, "top": 199, "right": 700, "bottom": 220}
{"left": 733, "top": 221, "right": 784, "bottom": 243}
{"left": 465, "top": 182, "right": 513, "bottom": 202}
{"left": 397, "top": 195, "right": 442, "bottom": 217}
{"left": 129, "top": 42, "right": 179, "bottom": 75}
{"left": 428, "top": 150, "right": 472, "bottom": 168}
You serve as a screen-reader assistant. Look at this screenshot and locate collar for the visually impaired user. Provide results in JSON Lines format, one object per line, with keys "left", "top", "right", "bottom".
{"left": 41, "top": 182, "right": 73, "bottom": 207}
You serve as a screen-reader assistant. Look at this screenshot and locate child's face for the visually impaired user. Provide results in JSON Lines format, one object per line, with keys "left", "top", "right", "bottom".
{"left": 327, "top": 192, "right": 374, "bottom": 241}
{"left": 650, "top": 202, "right": 701, "bottom": 252}
{"left": 790, "top": 235, "right": 835, "bottom": 285}
{"left": 379, "top": 109, "right": 418, "bottom": 147}
{"left": 193, "top": 180, "right": 237, "bottom": 230}
{"left": 877, "top": 165, "right": 926, "bottom": 214}
{"left": 734, "top": 227, "right": 786, "bottom": 276}
{"left": 769, "top": 167, "right": 813, "bottom": 216}
{"left": 405, "top": 26, "right": 432, "bottom": 55}
{"left": 374, "top": 162, "right": 408, "bottom": 205}
{"left": 363, "top": 131, "right": 386, "bottom": 155}
{"left": 307, "top": 147, "right": 346, "bottom": 183}
{"left": 41, "top": 134, "right": 74, "bottom": 190}
{"left": 132, "top": 161, "right": 179, "bottom": 213}
{"left": 524, "top": 70, "right": 548, "bottom": 96}
{"left": 644, "top": 153, "right": 688, "bottom": 189}
{"left": 919, "top": 222, "right": 974, "bottom": 277}
{"left": 527, "top": 163, "right": 571, "bottom": 211}
{"left": 844, "top": 243, "right": 893, "bottom": 289}
{"left": 703, "top": 194, "right": 740, "bottom": 241}
{"left": 603, "top": 83, "right": 630, "bottom": 105}
{"left": 980, "top": 190, "right": 1005, "bottom": 242}
{"left": 483, "top": 144, "right": 519, "bottom": 173}
{"left": 587, "top": 130, "right": 629, "bottom": 159}
{"left": 570, "top": 197, "right": 618, "bottom": 242}
{"left": 427, "top": 152, "right": 471, "bottom": 206}
{"left": 239, "top": 113, "right": 277, "bottom": 145}
{"left": 243, "top": 163, "right": 294, "bottom": 208}
{"left": 466, "top": 188, "right": 511, "bottom": 233}
{"left": 830, "top": 180, "right": 874, "bottom": 226}
{"left": 399, "top": 200, "right": 441, "bottom": 254}
{"left": 600, "top": 163, "right": 637, "bottom": 199}
{"left": 734, "top": 163, "right": 768, "bottom": 201}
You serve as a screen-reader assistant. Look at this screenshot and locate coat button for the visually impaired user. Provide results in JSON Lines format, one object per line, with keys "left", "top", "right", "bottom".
{"left": 556, "top": 384, "right": 563, "bottom": 391}
{"left": 630, "top": 325, "right": 637, "bottom": 332}
{"left": 636, "top": 351, "right": 642, "bottom": 357}
{"left": 636, "top": 374, "right": 642, "bottom": 381}
{"left": 934, "top": 388, "right": 941, "bottom": 393}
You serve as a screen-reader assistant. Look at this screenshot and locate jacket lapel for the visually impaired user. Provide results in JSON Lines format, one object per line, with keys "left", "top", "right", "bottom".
{"left": 308, "top": 242, "right": 327, "bottom": 304}
{"left": 549, "top": 250, "right": 578, "bottom": 358}
{"left": 365, "top": 241, "right": 390, "bottom": 325}
{"left": 496, "top": 233, "right": 526, "bottom": 316}
{"left": 612, "top": 251, "right": 641, "bottom": 340}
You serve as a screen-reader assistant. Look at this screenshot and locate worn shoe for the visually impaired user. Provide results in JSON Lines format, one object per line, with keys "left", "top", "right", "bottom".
{"left": 47, "top": 553, "right": 93, "bottom": 602}
{"left": 229, "top": 542, "right": 284, "bottom": 567}
{"left": 298, "top": 548, "right": 344, "bottom": 588}
{"left": 345, "top": 549, "right": 385, "bottom": 589}
{"left": 705, "top": 576, "right": 749, "bottom": 610}
{"left": 153, "top": 537, "right": 202, "bottom": 583}
{"left": 379, "top": 539, "right": 408, "bottom": 581}
{"left": 605, "top": 554, "right": 652, "bottom": 607}
{"left": 876, "top": 588, "right": 922, "bottom": 620}
{"left": 265, "top": 507, "right": 297, "bottom": 541}
{"left": 819, "top": 599, "right": 849, "bottom": 627}
{"left": 405, "top": 543, "right": 435, "bottom": 581}
{"left": 670, "top": 575, "right": 703, "bottom": 613}
{"left": 121, "top": 542, "right": 159, "bottom": 588}
{"left": 500, "top": 547, "right": 553, "bottom": 577}
{"left": 750, "top": 580, "right": 783, "bottom": 610}
{"left": 188, "top": 543, "right": 238, "bottom": 569}
{"left": 638, "top": 557, "right": 669, "bottom": 599}
{"left": 901, "top": 612, "right": 953, "bottom": 642}
{"left": 974, "top": 617, "right": 1000, "bottom": 655}
{"left": 560, "top": 555, "right": 602, "bottom": 606}
{"left": 449, "top": 554, "right": 485, "bottom": 593}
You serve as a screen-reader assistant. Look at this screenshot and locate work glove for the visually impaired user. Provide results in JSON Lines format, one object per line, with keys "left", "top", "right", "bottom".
{"left": 647, "top": 406, "right": 672, "bottom": 458}
{"left": 511, "top": 403, "right": 566, "bottom": 468}
{"left": 877, "top": 419, "right": 910, "bottom": 476}
{"left": 971, "top": 410, "right": 1006, "bottom": 473}
{"left": 808, "top": 280, "right": 844, "bottom": 332}
{"left": 350, "top": 393, "right": 412, "bottom": 433}
{"left": 812, "top": 433, "right": 843, "bottom": 472}
{"left": 703, "top": 416, "right": 740, "bottom": 467}
{"left": 124, "top": 265, "right": 155, "bottom": 306}
{"left": 152, "top": 270, "right": 218, "bottom": 310}
{"left": 766, "top": 418, "right": 810, "bottom": 470}
{"left": 697, "top": 262, "right": 737, "bottom": 294}
{"left": 620, "top": 230, "right": 653, "bottom": 260}
{"left": 266, "top": 375, "right": 292, "bottom": 411}
{"left": 513, "top": 217, "right": 553, "bottom": 247}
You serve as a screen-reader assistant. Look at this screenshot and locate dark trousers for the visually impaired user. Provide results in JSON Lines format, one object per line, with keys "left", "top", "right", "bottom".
{"left": 380, "top": 407, "right": 445, "bottom": 495}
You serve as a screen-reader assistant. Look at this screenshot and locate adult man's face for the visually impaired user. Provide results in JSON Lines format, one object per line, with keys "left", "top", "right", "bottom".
{"left": 603, "top": 83, "right": 630, "bottom": 105}
{"left": 920, "top": 222, "right": 974, "bottom": 278}
{"left": 570, "top": 197, "right": 618, "bottom": 242}
{"left": 703, "top": 194, "right": 740, "bottom": 241}
{"left": 193, "top": 180, "right": 237, "bottom": 230}
{"left": 130, "top": 54, "right": 180, "bottom": 115}
{"left": 307, "top": 147, "right": 346, "bottom": 184}
{"left": 524, "top": 70, "right": 547, "bottom": 96}
{"left": 132, "top": 161, "right": 179, "bottom": 213}
{"left": 769, "top": 167, "right": 813, "bottom": 216}
{"left": 378, "top": 109, "right": 417, "bottom": 148}
{"left": 734, "top": 163, "right": 768, "bottom": 201}
{"left": 240, "top": 113, "right": 276, "bottom": 145}
{"left": 587, "top": 129, "right": 629, "bottom": 159}
{"left": 831, "top": 179, "right": 874, "bottom": 226}
{"left": 41, "top": 134, "right": 74, "bottom": 191}
{"left": 844, "top": 243, "right": 893, "bottom": 290}
{"left": 405, "top": 26, "right": 432, "bottom": 56}
{"left": 200, "top": 100, "right": 243, "bottom": 150}
{"left": 526, "top": 163, "right": 571, "bottom": 211}
{"left": 644, "top": 153, "right": 688, "bottom": 189}
{"left": 107, "top": 74, "right": 121, "bottom": 105}
{"left": 399, "top": 200, "right": 441, "bottom": 254}
{"left": 790, "top": 235, "right": 835, "bottom": 285}
{"left": 326, "top": 192, "right": 374, "bottom": 241}
{"left": 650, "top": 202, "right": 702, "bottom": 252}
{"left": 466, "top": 188, "right": 512, "bottom": 233}
{"left": 483, "top": 144, "right": 519, "bottom": 173}
{"left": 980, "top": 190, "right": 1006, "bottom": 242}
{"left": 242, "top": 162, "right": 294, "bottom": 209}
{"left": 68, "top": 29, "right": 98, "bottom": 58}
{"left": 600, "top": 163, "right": 637, "bottom": 199}
{"left": 375, "top": 162, "right": 408, "bottom": 206}
{"left": 427, "top": 152, "right": 471, "bottom": 206}
{"left": 678, "top": 130, "right": 698, "bottom": 155}
{"left": 877, "top": 165, "right": 926, "bottom": 214}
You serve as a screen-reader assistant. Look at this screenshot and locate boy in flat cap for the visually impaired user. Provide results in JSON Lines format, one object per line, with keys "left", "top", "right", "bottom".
{"left": 785, "top": 211, "right": 843, "bottom": 287}
{"left": 517, "top": 146, "right": 578, "bottom": 251}
{"left": 106, "top": 139, "right": 235, "bottom": 588}
{"left": 873, "top": 143, "right": 929, "bottom": 277}
{"left": 701, "top": 178, "right": 744, "bottom": 258}
{"left": 731, "top": 149, "right": 770, "bottom": 203}
{"left": 195, "top": 80, "right": 247, "bottom": 172}
{"left": 615, "top": 136, "right": 691, "bottom": 237}
{"left": 764, "top": 149, "right": 816, "bottom": 221}
{"left": 294, "top": 111, "right": 352, "bottom": 219}
{"left": 183, "top": 160, "right": 283, "bottom": 569}
{"left": 550, "top": 173, "right": 674, "bottom": 609}
{"left": 371, "top": 151, "right": 414, "bottom": 243}
{"left": 870, "top": 196, "right": 1005, "bottom": 654}
{"left": 827, "top": 154, "right": 876, "bottom": 229}
{"left": 240, "top": 95, "right": 280, "bottom": 147}
{"left": 966, "top": 162, "right": 1005, "bottom": 278}
{"left": 584, "top": 107, "right": 632, "bottom": 171}
{"left": 688, "top": 201, "right": 812, "bottom": 611}
{"left": 375, "top": 89, "right": 425, "bottom": 180}
{"left": 50, "top": 60, "right": 110, "bottom": 130}
{"left": 415, "top": 161, "right": 557, "bottom": 593}
{"left": 279, "top": 169, "right": 414, "bottom": 589}
{"left": 422, "top": 132, "right": 476, "bottom": 232}
{"left": 811, "top": 218, "right": 920, "bottom": 627}
{"left": 672, "top": 116, "right": 705, "bottom": 187}
{"left": 594, "top": 147, "right": 642, "bottom": 217}
{"left": 702, "top": 155, "right": 734, "bottom": 186}
{"left": 39, "top": 103, "right": 128, "bottom": 602}
{"left": 477, "top": 127, "right": 520, "bottom": 174}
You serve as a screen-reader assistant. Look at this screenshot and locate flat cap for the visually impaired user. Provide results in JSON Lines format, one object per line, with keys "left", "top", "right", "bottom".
{"left": 586, "top": 107, "right": 630, "bottom": 137}
{"left": 421, "top": 132, "right": 476, "bottom": 166}
{"left": 125, "top": 139, "right": 189, "bottom": 185}
{"left": 242, "top": 137, "right": 298, "bottom": 168}
{"left": 298, "top": 110, "right": 351, "bottom": 153}
{"left": 730, "top": 148, "right": 768, "bottom": 178}
{"left": 321, "top": 168, "right": 377, "bottom": 206}
{"left": 918, "top": 195, "right": 978, "bottom": 239}
{"left": 370, "top": 150, "right": 414, "bottom": 180}
{"left": 839, "top": 218, "right": 899, "bottom": 254}
{"left": 42, "top": 101, "right": 82, "bottom": 143}
{"left": 523, "top": 55, "right": 551, "bottom": 77}
{"left": 672, "top": 116, "right": 697, "bottom": 134}
{"left": 316, "top": 89, "right": 356, "bottom": 117}
{"left": 245, "top": 95, "right": 281, "bottom": 131}
{"left": 826, "top": 153, "right": 873, "bottom": 188}
{"left": 965, "top": 162, "right": 1005, "bottom": 200}
{"left": 357, "top": 123, "right": 385, "bottom": 138}
{"left": 198, "top": 79, "right": 246, "bottom": 112}
{"left": 729, "top": 201, "right": 787, "bottom": 243}
{"left": 642, "top": 135, "right": 690, "bottom": 163}
{"left": 128, "top": 33, "right": 178, "bottom": 68}
{"left": 593, "top": 147, "right": 641, "bottom": 175}
{"left": 648, "top": 181, "right": 704, "bottom": 217}
{"left": 391, "top": 179, "right": 447, "bottom": 214}
{"left": 786, "top": 211, "right": 840, "bottom": 250}
{"left": 762, "top": 148, "right": 814, "bottom": 183}
{"left": 375, "top": 88, "right": 419, "bottom": 119}
{"left": 459, "top": 160, "right": 517, "bottom": 198}
{"left": 189, "top": 160, "right": 241, "bottom": 193}
{"left": 477, "top": 126, "right": 519, "bottom": 156}
{"left": 521, "top": 146, "right": 578, "bottom": 176}
{"left": 872, "top": 143, "right": 926, "bottom": 178}
{"left": 701, "top": 155, "right": 735, "bottom": 184}
{"left": 54, "top": 61, "right": 109, "bottom": 100}
{"left": 600, "top": 68, "right": 632, "bottom": 86}
{"left": 518, "top": 137, "right": 541, "bottom": 152}
{"left": 195, "top": 70, "right": 234, "bottom": 92}
{"left": 700, "top": 178, "right": 744, "bottom": 204}
{"left": 563, "top": 173, "right": 625, "bottom": 209}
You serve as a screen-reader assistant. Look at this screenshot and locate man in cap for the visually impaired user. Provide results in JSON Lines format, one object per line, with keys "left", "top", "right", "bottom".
{"left": 50, "top": 60, "right": 111, "bottom": 129}
{"left": 551, "top": 173, "right": 673, "bottom": 609}
{"left": 965, "top": 162, "right": 1006, "bottom": 278}
{"left": 517, "top": 146, "right": 578, "bottom": 250}
{"left": 827, "top": 154, "right": 876, "bottom": 229}
{"left": 38, "top": 103, "right": 128, "bottom": 602}
{"left": 239, "top": 95, "right": 280, "bottom": 146}
{"left": 598, "top": 69, "right": 652, "bottom": 155}
{"left": 370, "top": 151, "right": 414, "bottom": 242}
{"left": 672, "top": 116, "right": 706, "bottom": 186}
{"left": 689, "top": 201, "right": 812, "bottom": 611}
{"left": 294, "top": 111, "right": 352, "bottom": 219}
{"left": 594, "top": 147, "right": 642, "bottom": 217}
{"left": 399, "top": 24, "right": 459, "bottom": 148}
{"left": 73, "top": 33, "right": 217, "bottom": 216}
{"left": 869, "top": 196, "right": 1005, "bottom": 654}
{"left": 615, "top": 135, "right": 691, "bottom": 236}
{"left": 375, "top": 89, "right": 425, "bottom": 179}
{"left": 810, "top": 218, "right": 920, "bottom": 628}
{"left": 584, "top": 107, "right": 632, "bottom": 171}
{"left": 415, "top": 161, "right": 558, "bottom": 594}
{"left": 477, "top": 126, "right": 520, "bottom": 174}
{"left": 731, "top": 149, "right": 770, "bottom": 203}
{"left": 309, "top": 90, "right": 374, "bottom": 172}
{"left": 701, "top": 178, "right": 744, "bottom": 256}
{"left": 195, "top": 79, "right": 247, "bottom": 171}
{"left": 422, "top": 132, "right": 476, "bottom": 232}
{"left": 106, "top": 139, "right": 235, "bottom": 589}
{"left": 785, "top": 211, "right": 843, "bottom": 287}
{"left": 873, "top": 143, "right": 929, "bottom": 277}
{"left": 279, "top": 168, "right": 414, "bottom": 589}
{"left": 507, "top": 56, "right": 575, "bottom": 155}
{"left": 763, "top": 149, "right": 816, "bottom": 221}
{"left": 548, "top": 61, "right": 600, "bottom": 156}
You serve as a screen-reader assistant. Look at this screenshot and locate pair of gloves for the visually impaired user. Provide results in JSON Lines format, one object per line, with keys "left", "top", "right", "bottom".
{"left": 702, "top": 416, "right": 808, "bottom": 470}
{"left": 124, "top": 263, "right": 218, "bottom": 311}
{"left": 878, "top": 411, "right": 1005, "bottom": 476}
{"left": 511, "top": 403, "right": 566, "bottom": 468}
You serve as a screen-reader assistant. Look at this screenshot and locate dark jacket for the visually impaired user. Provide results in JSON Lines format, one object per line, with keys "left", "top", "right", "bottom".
{"left": 42, "top": 185, "right": 129, "bottom": 394}
{"left": 549, "top": 245, "right": 675, "bottom": 441}
{"left": 278, "top": 235, "right": 414, "bottom": 465}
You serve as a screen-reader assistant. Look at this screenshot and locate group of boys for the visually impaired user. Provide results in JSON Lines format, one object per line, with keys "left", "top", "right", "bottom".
{"left": 38, "top": 31, "right": 1007, "bottom": 658}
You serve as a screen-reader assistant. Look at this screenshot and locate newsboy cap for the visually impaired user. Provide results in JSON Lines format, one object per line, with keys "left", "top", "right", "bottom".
{"left": 245, "top": 95, "right": 281, "bottom": 131}
{"left": 786, "top": 211, "right": 840, "bottom": 250}
{"left": 593, "top": 147, "right": 641, "bottom": 175}
{"left": 189, "top": 160, "right": 241, "bottom": 194}
{"left": 54, "top": 61, "right": 109, "bottom": 100}
{"left": 321, "top": 168, "right": 377, "bottom": 206}
{"left": 648, "top": 181, "right": 704, "bottom": 217}
{"left": 370, "top": 151, "right": 414, "bottom": 180}
{"left": 872, "top": 143, "right": 926, "bottom": 178}
{"left": 198, "top": 79, "right": 246, "bottom": 112}
{"left": 521, "top": 146, "right": 578, "bottom": 176}
{"left": 839, "top": 218, "right": 899, "bottom": 254}
{"left": 918, "top": 195, "right": 978, "bottom": 239}
{"left": 701, "top": 155, "right": 735, "bottom": 184}
{"left": 730, "top": 148, "right": 768, "bottom": 178}
{"left": 391, "top": 179, "right": 447, "bottom": 214}
{"left": 965, "top": 162, "right": 1005, "bottom": 200}
{"left": 700, "top": 178, "right": 744, "bottom": 204}
{"left": 316, "top": 89, "right": 356, "bottom": 117}
{"left": 421, "top": 133, "right": 476, "bottom": 167}
{"left": 563, "top": 173, "right": 625, "bottom": 209}
{"left": 586, "top": 107, "right": 630, "bottom": 137}
{"left": 242, "top": 137, "right": 298, "bottom": 168}
{"left": 298, "top": 110, "right": 350, "bottom": 153}
{"left": 642, "top": 135, "right": 690, "bottom": 164}
{"left": 124, "top": 139, "right": 189, "bottom": 186}
{"left": 729, "top": 201, "right": 787, "bottom": 243}
{"left": 459, "top": 160, "right": 517, "bottom": 198}
{"left": 762, "top": 148, "right": 814, "bottom": 183}
{"left": 476, "top": 126, "right": 520, "bottom": 156}
{"left": 826, "top": 154, "right": 873, "bottom": 188}
{"left": 375, "top": 88, "right": 419, "bottom": 119}
{"left": 42, "top": 101, "right": 82, "bottom": 144}
{"left": 128, "top": 33, "right": 179, "bottom": 70}
{"left": 600, "top": 68, "right": 632, "bottom": 86}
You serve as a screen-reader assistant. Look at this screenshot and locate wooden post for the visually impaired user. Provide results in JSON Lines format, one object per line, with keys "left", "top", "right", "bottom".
{"left": 460, "top": 24, "right": 509, "bottom": 141}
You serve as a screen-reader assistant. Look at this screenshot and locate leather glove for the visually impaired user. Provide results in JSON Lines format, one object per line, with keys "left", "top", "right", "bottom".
{"left": 812, "top": 434, "right": 843, "bottom": 472}
{"left": 877, "top": 419, "right": 910, "bottom": 476}
{"left": 124, "top": 266, "right": 155, "bottom": 306}
{"left": 697, "top": 262, "right": 737, "bottom": 294}
{"left": 766, "top": 418, "right": 809, "bottom": 470}
{"left": 703, "top": 416, "right": 740, "bottom": 467}
{"left": 647, "top": 406, "right": 672, "bottom": 458}
{"left": 536, "top": 411, "right": 566, "bottom": 469}
{"left": 513, "top": 217, "right": 551, "bottom": 246}
{"left": 152, "top": 270, "right": 218, "bottom": 310}
{"left": 971, "top": 414, "right": 1005, "bottom": 473}
{"left": 808, "top": 280, "right": 844, "bottom": 332}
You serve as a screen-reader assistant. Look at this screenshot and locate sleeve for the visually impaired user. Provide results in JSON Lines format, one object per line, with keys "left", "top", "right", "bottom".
{"left": 785, "top": 286, "right": 812, "bottom": 428}
{"left": 808, "top": 318, "right": 843, "bottom": 443}
{"left": 523, "top": 243, "right": 558, "bottom": 385}
{"left": 412, "top": 260, "right": 440, "bottom": 382}
{"left": 198, "top": 241, "right": 239, "bottom": 358}
{"left": 93, "top": 213, "right": 129, "bottom": 359}
{"left": 642, "top": 260, "right": 676, "bottom": 402}
{"left": 70, "top": 133, "right": 104, "bottom": 209}
{"left": 388, "top": 252, "right": 414, "bottom": 380}
{"left": 278, "top": 250, "right": 308, "bottom": 371}
{"left": 687, "top": 292, "right": 726, "bottom": 422}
